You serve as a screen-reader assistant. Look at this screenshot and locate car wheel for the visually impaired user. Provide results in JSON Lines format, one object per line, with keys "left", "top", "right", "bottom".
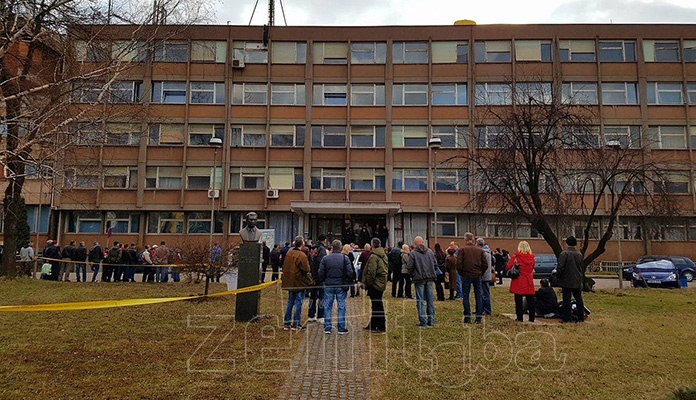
{"left": 682, "top": 270, "right": 694, "bottom": 282}
{"left": 632, "top": 279, "right": 640, "bottom": 288}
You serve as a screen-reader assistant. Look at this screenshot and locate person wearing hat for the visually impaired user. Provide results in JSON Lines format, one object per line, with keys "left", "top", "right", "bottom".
{"left": 556, "top": 236, "right": 585, "bottom": 323}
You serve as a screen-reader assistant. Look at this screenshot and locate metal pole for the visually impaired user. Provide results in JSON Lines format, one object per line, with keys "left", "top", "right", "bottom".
{"left": 210, "top": 147, "right": 217, "bottom": 250}
{"left": 433, "top": 148, "right": 438, "bottom": 247}
{"left": 617, "top": 213, "right": 623, "bottom": 289}
{"left": 34, "top": 178, "right": 44, "bottom": 278}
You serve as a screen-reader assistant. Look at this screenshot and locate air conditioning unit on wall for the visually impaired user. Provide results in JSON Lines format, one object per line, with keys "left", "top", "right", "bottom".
{"left": 231, "top": 58, "right": 245, "bottom": 68}
{"left": 266, "top": 189, "right": 279, "bottom": 199}
{"left": 208, "top": 189, "right": 220, "bottom": 199}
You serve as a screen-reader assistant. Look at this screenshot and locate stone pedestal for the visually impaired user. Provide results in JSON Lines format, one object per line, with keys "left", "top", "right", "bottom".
{"left": 235, "top": 242, "right": 261, "bottom": 322}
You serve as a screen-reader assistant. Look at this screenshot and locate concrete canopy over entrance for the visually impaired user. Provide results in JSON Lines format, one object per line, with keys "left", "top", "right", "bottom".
{"left": 290, "top": 202, "right": 402, "bottom": 216}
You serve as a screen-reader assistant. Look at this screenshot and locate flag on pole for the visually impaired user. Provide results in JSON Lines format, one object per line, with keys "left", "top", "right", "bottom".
{"left": 107, "top": 227, "right": 113, "bottom": 238}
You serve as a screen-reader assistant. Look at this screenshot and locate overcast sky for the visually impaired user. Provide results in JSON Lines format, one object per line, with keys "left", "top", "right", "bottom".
{"left": 215, "top": 0, "right": 696, "bottom": 26}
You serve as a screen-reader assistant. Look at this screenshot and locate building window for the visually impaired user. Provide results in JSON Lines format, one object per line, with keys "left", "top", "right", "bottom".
{"left": 565, "top": 126, "right": 600, "bottom": 148}
{"left": 67, "top": 212, "right": 102, "bottom": 233}
{"left": 271, "top": 42, "right": 307, "bottom": 64}
{"left": 186, "top": 167, "right": 222, "bottom": 189}
{"left": 435, "top": 169, "right": 468, "bottom": 191}
{"left": 313, "top": 42, "right": 348, "bottom": 64}
{"left": 657, "top": 171, "right": 690, "bottom": 194}
{"left": 311, "top": 168, "right": 346, "bottom": 190}
{"left": 26, "top": 205, "right": 49, "bottom": 233}
{"left": 684, "top": 40, "right": 696, "bottom": 62}
{"left": 103, "top": 167, "right": 137, "bottom": 189}
{"left": 312, "top": 84, "right": 347, "bottom": 106}
{"left": 109, "top": 81, "right": 143, "bottom": 103}
{"left": 392, "top": 126, "right": 427, "bottom": 148}
{"left": 311, "top": 126, "right": 346, "bottom": 147}
{"left": 64, "top": 168, "right": 99, "bottom": 188}
{"left": 516, "top": 221, "right": 543, "bottom": 239}
{"left": 71, "top": 81, "right": 104, "bottom": 103}
{"left": 270, "top": 125, "right": 305, "bottom": 147}
{"left": 613, "top": 175, "right": 645, "bottom": 194}
{"left": 151, "top": 81, "right": 187, "bottom": 104}
{"left": 433, "top": 214, "right": 458, "bottom": 237}
{"left": 190, "top": 82, "right": 225, "bottom": 104}
{"left": 514, "top": 40, "right": 552, "bottom": 62}
{"left": 350, "top": 126, "right": 385, "bottom": 148}
{"left": 269, "top": 167, "right": 303, "bottom": 190}
{"left": 350, "top": 84, "right": 386, "bottom": 106}
{"left": 562, "top": 82, "right": 598, "bottom": 104}
{"left": 486, "top": 216, "right": 514, "bottom": 238}
{"left": 392, "top": 169, "right": 427, "bottom": 191}
{"left": 392, "top": 84, "right": 428, "bottom": 105}
{"left": 603, "top": 126, "right": 641, "bottom": 149}
{"left": 232, "top": 83, "right": 268, "bottom": 105}
{"left": 111, "top": 40, "right": 147, "bottom": 62}
{"left": 476, "top": 83, "right": 512, "bottom": 105}
{"left": 559, "top": 40, "right": 596, "bottom": 62}
{"left": 514, "top": 82, "right": 553, "bottom": 104}
{"left": 147, "top": 212, "right": 185, "bottom": 234}
{"left": 687, "top": 83, "right": 696, "bottom": 104}
{"left": 350, "top": 169, "right": 386, "bottom": 191}
{"left": 646, "top": 82, "right": 684, "bottom": 105}
{"left": 145, "top": 166, "right": 182, "bottom": 189}
{"left": 393, "top": 42, "right": 428, "bottom": 64}
{"left": 431, "top": 41, "right": 468, "bottom": 63}
{"left": 105, "top": 211, "right": 140, "bottom": 234}
{"left": 431, "top": 84, "right": 467, "bottom": 105}
{"left": 475, "top": 126, "right": 506, "bottom": 148}
{"left": 25, "top": 163, "right": 54, "bottom": 180}
{"left": 233, "top": 41, "right": 268, "bottom": 63}
{"left": 188, "top": 124, "right": 224, "bottom": 146}
{"left": 434, "top": 126, "right": 467, "bottom": 148}
{"left": 350, "top": 42, "right": 386, "bottom": 64}
{"left": 230, "top": 125, "right": 266, "bottom": 147}
{"left": 105, "top": 123, "right": 141, "bottom": 146}
{"left": 598, "top": 41, "right": 636, "bottom": 62}
{"left": 74, "top": 41, "right": 109, "bottom": 62}
{"left": 649, "top": 125, "right": 686, "bottom": 149}
{"left": 153, "top": 41, "right": 188, "bottom": 62}
{"left": 643, "top": 40, "right": 680, "bottom": 62}
{"left": 652, "top": 223, "right": 687, "bottom": 241}
{"left": 148, "top": 124, "right": 185, "bottom": 146}
{"left": 601, "top": 82, "right": 638, "bottom": 105}
{"left": 230, "top": 167, "right": 265, "bottom": 190}
{"left": 186, "top": 212, "right": 223, "bottom": 234}
{"left": 474, "top": 41, "right": 512, "bottom": 63}
{"left": 271, "top": 84, "right": 305, "bottom": 105}
{"left": 191, "top": 41, "right": 227, "bottom": 63}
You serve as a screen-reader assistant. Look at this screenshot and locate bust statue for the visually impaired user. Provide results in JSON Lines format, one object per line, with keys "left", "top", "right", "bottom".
{"left": 239, "top": 212, "right": 262, "bottom": 243}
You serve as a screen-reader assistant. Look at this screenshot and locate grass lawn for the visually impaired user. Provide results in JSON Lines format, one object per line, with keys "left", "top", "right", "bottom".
{"left": 371, "top": 285, "right": 696, "bottom": 400}
{"left": 0, "top": 278, "right": 298, "bottom": 400}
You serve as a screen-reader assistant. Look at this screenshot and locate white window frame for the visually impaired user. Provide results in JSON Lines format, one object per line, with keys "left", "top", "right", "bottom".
{"left": 271, "top": 84, "right": 305, "bottom": 105}
{"left": 67, "top": 212, "right": 103, "bottom": 233}
{"left": 148, "top": 124, "right": 185, "bottom": 146}
{"left": 188, "top": 124, "right": 224, "bottom": 146}
{"left": 313, "top": 42, "right": 348, "bottom": 64}
{"left": 271, "top": 42, "right": 307, "bottom": 64}
{"left": 72, "top": 81, "right": 104, "bottom": 103}
{"left": 646, "top": 82, "right": 684, "bottom": 105}
{"left": 476, "top": 83, "right": 512, "bottom": 105}
{"left": 350, "top": 42, "right": 386, "bottom": 64}
{"left": 145, "top": 166, "right": 182, "bottom": 189}
{"left": 392, "top": 126, "right": 428, "bottom": 148}
{"left": 392, "top": 84, "right": 428, "bottom": 106}
{"left": 603, "top": 125, "right": 641, "bottom": 149}
{"left": 105, "top": 123, "right": 141, "bottom": 146}
{"left": 311, "top": 126, "right": 346, "bottom": 148}
{"left": 649, "top": 125, "right": 687, "bottom": 149}
{"left": 392, "top": 169, "right": 428, "bottom": 191}
{"left": 658, "top": 171, "right": 690, "bottom": 194}
{"left": 350, "top": 126, "right": 386, "bottom": 148}
{"left": 475, "top": 126, "right": 506, "bottom": 148}
{"left": 514, "top": 40, "right": 552, "bottom": 62}
{"left": 434, "top": 214, "right": 458, "bottom": 237}
{"left": 601, "top": 82, "right": 638, "bottom": 105}
{"left": 514, "top": 82, "right": 553, "bottom": 104}
{"left": 191, "top": 41, "right": 227, "bottom": 63}
{"left": 350, "top": 84, "right": 386, "bottom": 106}
{"left": 153, "top": 41, "right": 188, "bottom": 62}
{"left": 598, "top": 40, "right": 636, "bottom": 62}
{"left": 559, "top": 40, "right": 596, "bottom": 62}
{"left": 230, "top": 125, "right": 266, "bottom": 147}
{"left": 312, "top": 84, "right": 347, "bottom": 106}
{"left": 232, "top": 83, "right": 268, "bottom": 105}
{"left": 190, "top": 82, "right": 225, "bottom": 104}
{"left": 434, "top": 169, "right": 468, "bottom": 192}
{"left": 186, "top": 167, "right": 222, "bottom": 190}
{"left": 311, "top": 168, "right": 346, "bottom": 190}
{"left": 103, "top": 167, "right": 137, "bottom": 189}
{"left": 64, "top": 168, "right": 99, "bottom": 189}
{"left": 230, "top": 167, "right": 265, "bottom": 190}
{"left": 151, "top": 81, "right": 187, "bottom": 104}
{"left": 270, "top": 125, "right": 305, "bottom": 147}
{"left": 474, "top": 41, "right": 512, "bottom": 63}
{"left": 486, "top": 216, "right": 514, "bottom": 238}
{"left": 687, "top": 83, "right": 696, "bottom": 104}
{"left": 233, "top": 41, "right": 268, "bottom": 63}
{"left": 350, "top": 169, "right": 386, "bottom": 191}
{"left": 105, "top": 212, "right": 140, "bottom": 234}
{"left": 392, "top": 42, "right": 428, "bottom": 64}
{"left": 268, "top": 167, "right": 303, "bottom": 190}
{"left": 109, "top": 81, "right": 143, "bottom": 103}
{"left": 562, "top": 82, "right": 598, "bottom": 104}
{"left": 643, "top": 40, "right": 680, "bottom": 62}
{"left": 433, "top": 126, "right": 467, "bottom": 148}
{"left": 684, "top": 40, "right": 696, "bottom": 63}
{"left": 431, "top": 41, "right": 468, "bottom": 63}
{"left": 147, "top": 212, "right": 185, "bottom": 234}
{"left": 431, "top": 84, "right": 467, "bottom": 105}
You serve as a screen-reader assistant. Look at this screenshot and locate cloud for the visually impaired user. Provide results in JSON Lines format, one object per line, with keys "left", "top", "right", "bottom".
{"left": 549, "top": 0, "right": 696, "bottom": 23}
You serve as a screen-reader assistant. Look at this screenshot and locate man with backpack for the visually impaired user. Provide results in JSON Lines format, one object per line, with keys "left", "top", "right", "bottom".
{"left": 89, "top": 242, "right": 103, "bottom": 282}
{"left": 318, "top": 239, "right": 354, "bottom": 334}
{"left": 307, "top": 235, "right": 327, "bottom": 323}
{"left": 102, "top": 241, "right": 122, "bottom": 282}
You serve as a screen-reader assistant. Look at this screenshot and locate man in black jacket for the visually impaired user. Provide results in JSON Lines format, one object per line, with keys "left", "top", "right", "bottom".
{"left": 60, "top": 240, "right": 76, "bottom": 282}
{"left": 89, "top": 242, "right": 103, "bottom": 282}
{"left": 73, "top": 241, "right": 88, "bottom": 282}
{"left": 317, "top": 240, "right": 354, "bottom": 334}
{"left": 307, "top": 235, "right": 327, "bottom": 323}
{"left": 556, "top": 236, "right": 585, "bottom": 322}
{"left": 260, "top": 241, "right": 271, "bottom": 283}
{"left": 388, "top": 241, "right": 403, "bottom": 297}
{"left": 270, "top": 244, "right": 281, "bottom": 281}
{"left": 43, "top": 240, "right": 61, "bottom": 281}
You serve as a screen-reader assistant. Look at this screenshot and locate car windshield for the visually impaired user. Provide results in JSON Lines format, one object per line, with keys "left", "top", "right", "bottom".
{"left": 635, "top": 260, "right": 675, "bottom": 270}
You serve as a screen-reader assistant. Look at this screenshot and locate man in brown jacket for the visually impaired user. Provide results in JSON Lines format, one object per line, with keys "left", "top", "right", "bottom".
{"left": 282, "top": 236, "right": 312, "bottom": 331}
{"left": 456, "top": 232, "right": 489, "bottom": 324}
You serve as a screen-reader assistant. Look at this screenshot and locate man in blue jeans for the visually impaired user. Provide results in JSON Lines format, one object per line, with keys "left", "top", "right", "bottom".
{"left": 282, "top": 236, "right": 312, "bottom": 331}
{"left": 456, "top": 233, "right": 489, "bottom": 324}
{"left": 406, "top": 236, "right": 438, "bottom": 327}
{"left": 318, "top": 239, "right": 355, "bottom": 334}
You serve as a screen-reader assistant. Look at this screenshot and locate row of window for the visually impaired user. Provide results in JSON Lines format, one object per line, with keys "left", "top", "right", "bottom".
{"left": 63, "top": 166, "right": 694, "bottom": 195}
{"left": 72, "top": 123, "right": 696, "bottom": 150}
{"left": 76, "top": 39, "right": 696, "bottom": 65}
{"left": 73, "top": 81, "right": 696, "bottom": 106}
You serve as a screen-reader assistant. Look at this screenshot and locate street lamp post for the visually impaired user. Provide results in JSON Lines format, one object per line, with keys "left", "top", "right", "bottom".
{"left": 606, "top": 139, "right": 623, "bottom": 289}
{"left": 209, "top": 137, "right": 223, "bottom": 250}
{"left": 429, "top": 137, "right": 442, "bottom": 248}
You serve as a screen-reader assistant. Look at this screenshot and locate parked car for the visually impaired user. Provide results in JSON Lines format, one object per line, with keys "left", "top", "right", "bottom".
{"left": 623, "top": 256, "right": 695, "bottom": 282}
{"left": 533, "top": 254, "right": 557, "bottom": 278}
{"left": 631, "top": 260, "right": 680, "bottom": 288}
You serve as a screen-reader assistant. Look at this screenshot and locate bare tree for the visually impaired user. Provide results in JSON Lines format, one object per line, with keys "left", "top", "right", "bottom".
{"left": 174, "top": 238, "right": 241, "bottom": 296}
{"left": 449, "top": 80, "right": 679, "bottom": 289}
{"left": 0, "top": 0, "right": 213, "bottom": 276}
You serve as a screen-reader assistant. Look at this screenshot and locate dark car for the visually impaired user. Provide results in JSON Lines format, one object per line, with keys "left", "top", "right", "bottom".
{"left": 533, "top": 254, "right": 557, "bottom": 278}
{"left": 631, "top": 260, "right": 680, "bottom": 288}
{"left": 623, "top": 256, "right": 695, "bottom": 282}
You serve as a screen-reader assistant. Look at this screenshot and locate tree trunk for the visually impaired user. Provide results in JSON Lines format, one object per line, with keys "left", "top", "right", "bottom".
{"left": 204, "top": 274, "right": 210, "bottom": 296}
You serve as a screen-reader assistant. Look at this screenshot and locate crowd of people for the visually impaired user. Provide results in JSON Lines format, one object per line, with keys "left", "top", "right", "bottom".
{"left": 280, "top": 232, "right": 586, "bottom": 333}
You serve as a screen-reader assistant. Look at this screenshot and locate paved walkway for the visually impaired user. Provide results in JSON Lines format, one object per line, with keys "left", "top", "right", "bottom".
{"left": 278, "top": 297, "right": 371, "bottom": 400}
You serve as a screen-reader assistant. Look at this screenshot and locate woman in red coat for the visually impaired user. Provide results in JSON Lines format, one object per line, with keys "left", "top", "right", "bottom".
{"left": 506, "top": 241, "right": 536, "bottom": 322}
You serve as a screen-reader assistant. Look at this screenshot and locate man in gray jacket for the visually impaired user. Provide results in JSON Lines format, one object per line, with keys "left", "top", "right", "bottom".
{"left": 318, "top": 240, "right": 354, "bottom": 334}
{"left": 556, "top": 236, "right": 585, "bottom": 323}
{"left": 477, "top": 238, "right": 493, "bottom": 315}
{"left": 406, "top": 236, "right": 438, "bottom": 327}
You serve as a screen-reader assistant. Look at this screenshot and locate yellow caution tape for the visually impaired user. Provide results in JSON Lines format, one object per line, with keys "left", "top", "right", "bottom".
{"left": 0, "top": 280, "right": 280, "bottom": 312}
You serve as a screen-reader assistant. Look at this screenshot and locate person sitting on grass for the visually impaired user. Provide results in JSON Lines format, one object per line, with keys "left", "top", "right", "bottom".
{"left": 534, "top": 279, "right": 559, "bottom": 318}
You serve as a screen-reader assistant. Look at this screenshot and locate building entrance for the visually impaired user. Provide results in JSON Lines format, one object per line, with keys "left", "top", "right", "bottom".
{"left": 308, "top": 214, "right": 389, "bottom": 247}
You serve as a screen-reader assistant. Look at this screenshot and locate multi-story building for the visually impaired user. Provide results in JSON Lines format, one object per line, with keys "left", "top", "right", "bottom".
{"left": 10, "top": 23, "right": 696, "bottom": 262}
